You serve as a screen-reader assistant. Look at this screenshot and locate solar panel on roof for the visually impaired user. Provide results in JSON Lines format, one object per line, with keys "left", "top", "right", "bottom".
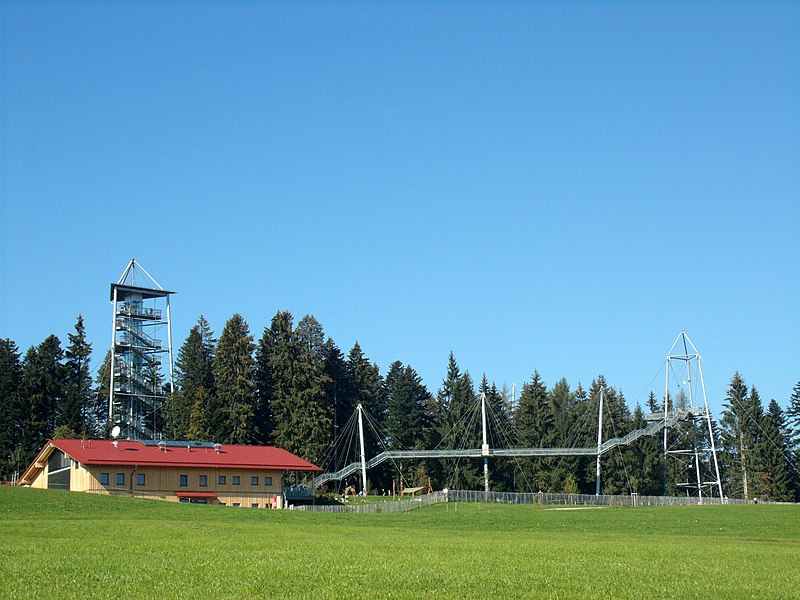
{"left": 139, "top": 440, "right": 218, "bottom": 448}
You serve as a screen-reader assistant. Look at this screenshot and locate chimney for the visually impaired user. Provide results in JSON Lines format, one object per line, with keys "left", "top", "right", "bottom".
{"left": 158, "top": 441, "right": 167, "bottom": 453}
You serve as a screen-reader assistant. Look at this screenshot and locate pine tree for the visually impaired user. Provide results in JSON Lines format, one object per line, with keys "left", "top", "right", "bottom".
{"left": 347, "top": 342, "right": 385, "bottom": 454}
{"left": 720, "top": 374, "right": 763, "bottom": 501}
{"left": 293, "top": 316, "right": 333, "bottom": 464}
{"left": 0, "top": 339, "right": 24, "bottom": 480}
{"left": 19, "top": 335, "right": 65, "bottom": 464}
{"left": 547, "top": 378, "right": 579, "bottom": 493}
{"left": 266, "top": 311, "right": 297, "bottom": 453}
{"left": 167, "top": 317, "right": 216, "bottom": 440}
{"left": 322, "top": 338, "right": 351, "bottom": 443}
{"left": 62, "top": 315, "right": 93, "bottom": 435}
{"left": 212, "top": 314, "right": 256, "bottom": 444}
{"left": 515, "top": 371, "right": 553, "bottom": 491}
{"left": 92, "top": 351, "right": 112, "bottom": 437}
{"left": 755, "top": 400, "right": 794, "bottom": 501}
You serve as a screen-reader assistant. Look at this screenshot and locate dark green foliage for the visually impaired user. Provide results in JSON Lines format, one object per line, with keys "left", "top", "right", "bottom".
{"left": 89, "top": 351, "right": 111, "bottom": 438}
{"left": 322, "top": 338, "right": 351, "bottom": 443}
{"left": 720, "top": 374, "right": 763, "bottom": 501}
{"left": 0, "top": 339, "right": 24, "bottom": 480}
{"left": 19, "top": 335, "right": 65, "bottom": 462}
{"left": 212, "top": 314, "right": 256, "bottom": 444}
{"left": 755, "top": 400, "right": 794, "bottom": 501}
{"left": 61, "top": 315, "right": 93, "bottom": 436}
{"left": 166, "top": 317, "right": 216, "bottom": 440}
{"left": 514, "top": 370, "right": 553, "bottom": 491}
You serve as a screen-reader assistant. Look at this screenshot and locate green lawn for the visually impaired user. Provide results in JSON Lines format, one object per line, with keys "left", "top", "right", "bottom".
{"left": 1, "top": 487, "right": 797, "bottom": 599}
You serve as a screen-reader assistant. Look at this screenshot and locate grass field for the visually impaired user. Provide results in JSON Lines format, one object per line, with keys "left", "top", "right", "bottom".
{"left": 1, "top": 488, "right": 798, "bottom": 599}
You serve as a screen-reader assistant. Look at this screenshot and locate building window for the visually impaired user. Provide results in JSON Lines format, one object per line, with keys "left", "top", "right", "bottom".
{"left": 179, "top": 498, "right": 190, "bottom": 503}
{"left": 264, "top": 476, "right": 273, "bottom": 486}
{"left": 251, "top": 503, "right": 259, "bottom": 508}
{"left": 100, "top": 472, "right": 109, "bottom": 485}
{"left": 232, "top": 476, "right": 240, "bottom": 485}
{"left": 232, "top": 503, "right": 240, "bottom": 507}
{"left": 251, "top": 476, "right": 259, "bottom": 486}
{"left": 116, "top": 473, "right": 125, "bottom": 486}
{"left": 179, "top": 474, "right": 188, "bottom": 487}
{"left": 137, "top": 473, "right": 146, "bottom": 486}
{"left": 218, "top": 475, "right": 226, "bottom": 485}
{"left": 199, "top": 475, "right": 208, "bottom": 487}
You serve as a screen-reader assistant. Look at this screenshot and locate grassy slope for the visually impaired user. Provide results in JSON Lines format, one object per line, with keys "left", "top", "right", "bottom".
{"left": 1, "top": 488, "right": 798, "bottom": 599}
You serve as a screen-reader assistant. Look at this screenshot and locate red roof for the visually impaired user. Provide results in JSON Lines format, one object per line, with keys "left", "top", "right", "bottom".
{"left": 51, "top": 439, "right": 322, "bottom": 472}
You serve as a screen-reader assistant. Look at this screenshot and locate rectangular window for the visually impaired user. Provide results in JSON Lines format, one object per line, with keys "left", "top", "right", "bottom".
{"left": 137, "top": 473, "right": 146, "bottom": 486}
{"left": 232, "top": 476, "right": 240, "bottom": 485}
{"left": 100, "top": 472, "right": 109, "bottom": 485}
{"left": 264, "top": 476, "right": 273, "bottom": 486}
{"left": 218, "top": 475, "right": 226, "bottom": 485}
{"left": 179, "top": 474, "right": 188, "bottom": 487}
{"left": 116, "top": 473, "right": 125, "bottom": 486}
{"left": 251, "top": 476, "right": 259, "bottom": 486}
{"left": 232, "top": 502, "right": 240, "bottom": 507}
{"left": 199, "top": 475, "right": 208, "bottom": 487}
{"left": 251, "top": 503, "right": 259, "bottom": 508}
{"left": 179, "top": 498, "right": 190, "bottom": 503}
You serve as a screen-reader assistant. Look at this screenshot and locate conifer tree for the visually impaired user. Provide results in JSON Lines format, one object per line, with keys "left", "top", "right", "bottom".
{"left": 720, "top": 373, "right": 763, "bottom": 501}
{"left": 62, "top": 315, "right": 93, "bottom": 435}
{"left": 19, "top": 335, "right": 65, "bottom": 463}
{"left": 321, "top": 338, "right": 350, "bottom": 443}
{"left": 756, "top": 400, "right": 794, "bottom": 501}
{"left": 212, "top": 314, "right": 256, "bottom": 444}
{"left": 515, "top": 370, "right": 552, "bottom": 491}
{"left": 92, "top": 351, "right": 112, "bottom": 437}
{"left": 0, "top": 339, "right": 24, "bottom": 480}
{"left": 167, "top": 317, "right": 216, "bottom": 440}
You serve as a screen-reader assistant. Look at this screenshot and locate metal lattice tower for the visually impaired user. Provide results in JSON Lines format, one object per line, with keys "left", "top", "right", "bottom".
{"left": 108, "top": 259, "right": 175, "bottom": 440}
{"left": 663, "top": 331, "right": 724, "bottom": 500}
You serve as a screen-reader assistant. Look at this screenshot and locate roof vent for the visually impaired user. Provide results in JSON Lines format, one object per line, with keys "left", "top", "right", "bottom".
{"left": 213, "top": 443, "right": 222, "bottom": 454}
{"left": 157, "top": 441, "right": 167, "bottom": 452}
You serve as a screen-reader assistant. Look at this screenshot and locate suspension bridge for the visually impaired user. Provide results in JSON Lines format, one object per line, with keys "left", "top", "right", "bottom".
{"left": 312, "top": 332, "right": 724, "bottom": 500}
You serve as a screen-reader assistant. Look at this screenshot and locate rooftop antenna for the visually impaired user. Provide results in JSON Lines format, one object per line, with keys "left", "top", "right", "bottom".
{"left": 111, "top": 425, "right": 121, "bottom": 450}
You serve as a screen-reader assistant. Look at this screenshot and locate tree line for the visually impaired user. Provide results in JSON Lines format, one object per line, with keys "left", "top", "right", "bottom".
{"left": 1, "top": 311, "right": 798, "bottom": 501}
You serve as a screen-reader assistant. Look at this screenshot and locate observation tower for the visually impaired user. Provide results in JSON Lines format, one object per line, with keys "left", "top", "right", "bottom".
{"left": 108, "top": 259, "right": 175, "bottom": 440}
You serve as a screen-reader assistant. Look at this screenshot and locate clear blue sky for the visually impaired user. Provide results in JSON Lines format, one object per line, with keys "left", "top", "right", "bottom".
{"left": 1, "top": 2, "right": 798, "bottom": 418}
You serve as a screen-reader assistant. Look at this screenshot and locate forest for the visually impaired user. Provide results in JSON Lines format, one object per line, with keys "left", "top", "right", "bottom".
{"left": 1, "top": 311, "right": 798, "bottom": 502}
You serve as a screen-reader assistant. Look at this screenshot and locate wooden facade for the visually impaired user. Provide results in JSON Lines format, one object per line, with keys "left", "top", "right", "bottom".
{"left": 20, "top": 440, "right": 321, "bottom": 508}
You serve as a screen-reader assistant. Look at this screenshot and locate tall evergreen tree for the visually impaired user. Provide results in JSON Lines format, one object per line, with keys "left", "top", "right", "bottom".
{"left": 267, "top": 311, "right": 298, "bottom": 453}
{"left": 0, "top": 339, "right": 24, "bottom": 480}
{"left": 92, "top": 351, "right": 112, "bottom": 438}
{"left": 720, "top": 374, "right": 763, "bottom": 501}
{"left": 436, "top": 354, "right": 480, "bottom": 490}
{"left": 515, "top": 370, "right": 553, "bottom": 491}
{"left": 167, "top": 317, "right": 216, "bottom": 440}
{"left": 755, "top": 400, "right": 794, "bottom": 501}
{"left": 212, "top": 314, "right": 256, "bottom": 444}
{"left": 293, "top": 316, "right": 333, "bottom": 464}
{"left": 19, "top": 335, "right": 65, "bottom": 464}
{"left": 321, "top": 338, "right": 351, "bottom": 443}
{"left": 61, "top": 315, "right": 93, "bottom": 435}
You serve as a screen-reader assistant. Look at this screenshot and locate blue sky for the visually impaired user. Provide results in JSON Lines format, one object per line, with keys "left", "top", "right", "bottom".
{"left": 1, "top": 2, "right": 798, "bottom": 418}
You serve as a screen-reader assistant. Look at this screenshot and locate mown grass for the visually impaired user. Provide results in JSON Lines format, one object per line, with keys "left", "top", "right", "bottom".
{"left": 1, "top": 488, "right": 798, "bottom": 599}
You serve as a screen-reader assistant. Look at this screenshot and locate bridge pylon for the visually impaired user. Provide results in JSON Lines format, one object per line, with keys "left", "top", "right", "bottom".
{"left": 663, "top": 331, "right": 724, "bottom": 501}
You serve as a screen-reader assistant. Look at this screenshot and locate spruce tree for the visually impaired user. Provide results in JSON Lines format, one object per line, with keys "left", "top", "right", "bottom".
{"left": 167, "top": 317, "right": 216, "bottom": 440}
{"left": 19, "top": 335, "right": 65, "bottom": 464}
{"left": 720, "top": 374, "right": 763, "bottom": 501}
{"left": 756, "top": 400, "right": 794, "bottom": 501}
{"left": 62, "top": 315, "right": 93, "bottom": 435}
{"left": 266, "top": 311, "right": 297, "bottom": 453}
{"left": 212, "top": 314, "right": 256, "bottom": 444}
{"left": 0, "top": 339, "right": 24, "bottom": 480}
{"left": 515, "top": 371, "right": 552, "bottom": 491}
{"left": 92, "top": 351, "right": 112, "bottom": 437}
